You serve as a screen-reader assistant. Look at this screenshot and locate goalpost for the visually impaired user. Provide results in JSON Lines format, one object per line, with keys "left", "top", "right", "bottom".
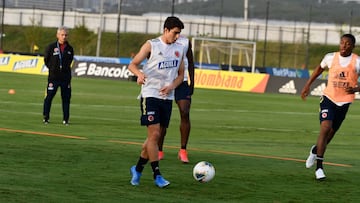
{"left": 191, "top": 37, "right": 257, "bottom": 73}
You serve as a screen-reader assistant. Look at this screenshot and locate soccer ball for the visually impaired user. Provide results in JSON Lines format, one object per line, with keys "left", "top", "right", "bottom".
{"left": 192, "top": 161, "right": 215, "bottom": 183}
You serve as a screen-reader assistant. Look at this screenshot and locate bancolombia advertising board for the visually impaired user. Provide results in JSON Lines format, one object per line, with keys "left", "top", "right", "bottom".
{"left": 194, "top": 69, "right": 269, "bottom": 93}
{"left": 72, "top": 61, "right": 135, "bottom": 80}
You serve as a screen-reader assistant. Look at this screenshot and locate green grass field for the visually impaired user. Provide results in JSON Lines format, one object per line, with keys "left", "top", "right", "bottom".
{"left": 1, "top": 72, "right": 360, "bottom": 202}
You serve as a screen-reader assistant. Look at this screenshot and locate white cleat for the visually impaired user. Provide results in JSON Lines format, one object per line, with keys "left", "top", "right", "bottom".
{"left": 306, "top": 145, "right": 316, "bottom": 169}
{"left": 315, "top": 168, "right": 326, "bottom": 180}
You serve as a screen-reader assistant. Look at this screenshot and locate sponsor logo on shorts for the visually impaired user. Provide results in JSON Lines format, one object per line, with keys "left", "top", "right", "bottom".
{"left": 321, "top": 112, "right": 328, "bottom": 118}
{"left": 321, "top": 109, "right": 328, "bottom": 119}
{"left": 48, "top": 83, "right": 54, "bottom": 90}
{"left": 148, "top": 115, "right": 154, "bottom": 122}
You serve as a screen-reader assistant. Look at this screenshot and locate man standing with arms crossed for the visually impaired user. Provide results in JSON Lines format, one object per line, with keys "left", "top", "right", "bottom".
{"left": 158, "top": 35, "right": 195, "bottom": 163}
{"left": 128, "top": 16, "right": 185, "bottom": 188}
{"left": 43, "top": 26, "right": 74, "bottom": 125}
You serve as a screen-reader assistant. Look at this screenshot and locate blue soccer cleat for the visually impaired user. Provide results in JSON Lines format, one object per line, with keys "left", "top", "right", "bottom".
{"left": 154, "top": 175, "right": 170, "bottom": 188}
{"left": 130, "top": 165, "right": 142, "bottom": 186}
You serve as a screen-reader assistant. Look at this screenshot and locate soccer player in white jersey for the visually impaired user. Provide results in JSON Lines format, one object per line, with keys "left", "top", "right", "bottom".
{"left": 128, "top": 16, "right": 185, "bottom": 188}
{"left": 158, "top": 35, "right": 195, "bottom": 163}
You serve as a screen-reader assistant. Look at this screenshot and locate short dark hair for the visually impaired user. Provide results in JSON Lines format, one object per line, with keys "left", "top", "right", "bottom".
{"left": 342, "top": 33, "right": 356, "bottom": 45}
{"left": 163, "top": 16, "right": 184, "bottom": 30}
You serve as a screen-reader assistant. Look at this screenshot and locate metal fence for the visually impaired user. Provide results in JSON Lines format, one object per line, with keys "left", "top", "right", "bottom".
{"left": 2, "top": 8, "right": 359, "bottom": 68}
{"left": 4, "top": 8, "right": 354, "bottom": 43}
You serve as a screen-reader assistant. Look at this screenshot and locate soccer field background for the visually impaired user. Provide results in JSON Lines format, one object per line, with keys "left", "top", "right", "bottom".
{"left": 1, "top": 72, "right": 360, "bottom": 202}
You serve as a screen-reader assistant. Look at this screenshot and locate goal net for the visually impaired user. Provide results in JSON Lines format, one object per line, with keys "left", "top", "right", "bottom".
{"left": 191, "top": 37, "right": 257, "bottom": 72}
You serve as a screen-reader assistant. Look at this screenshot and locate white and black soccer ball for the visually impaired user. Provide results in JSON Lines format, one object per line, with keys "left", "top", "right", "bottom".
{"left": 193, "top": 161, "right": 215, "bottom": 183}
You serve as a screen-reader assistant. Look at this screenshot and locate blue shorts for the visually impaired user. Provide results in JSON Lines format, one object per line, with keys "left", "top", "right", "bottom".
{"left": 140, "top": 97, "right": 173, "bottom": 127}
{"left": 319, "top": 95, "right": 350, "bottom": 132}
{"left": 175, "top": 81, "right": 191, "bottom": 102}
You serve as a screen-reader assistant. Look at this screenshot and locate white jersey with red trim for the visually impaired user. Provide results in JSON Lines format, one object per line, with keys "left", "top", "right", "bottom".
{"left": 140, "top": 37, "right": 184, "bottom": 100}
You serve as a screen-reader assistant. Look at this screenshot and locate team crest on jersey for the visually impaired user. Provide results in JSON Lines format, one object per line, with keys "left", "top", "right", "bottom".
{"left": 174, "top": 51, "right": 180, "bottom": 58}
{"left": 53, "top": 48, "right": 60, "bottom": 54}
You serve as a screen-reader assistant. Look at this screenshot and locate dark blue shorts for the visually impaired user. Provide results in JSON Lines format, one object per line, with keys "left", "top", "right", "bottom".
{"left": 319, "top": 95, "right": 350, "bottom": 132}
{"left": 140, "top": 97, "right": 173, "bottom": 127}
{"left": 175, "top": 81, "right": 191, "bottom": 102}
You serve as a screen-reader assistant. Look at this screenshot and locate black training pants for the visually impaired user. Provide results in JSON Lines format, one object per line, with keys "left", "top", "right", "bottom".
{"left": 43, "top": 80, "right": 71, "bottom": 122}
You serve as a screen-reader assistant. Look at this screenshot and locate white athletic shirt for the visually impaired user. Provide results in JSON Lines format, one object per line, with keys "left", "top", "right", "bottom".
{"left": 140, "top": 37, "right": 184, "bottom": 100}
{"left": 175, "top": 36, "right": 189, "bottom": 82}
{"left": 320, "top": 52, "right": 360, "bottom": 72}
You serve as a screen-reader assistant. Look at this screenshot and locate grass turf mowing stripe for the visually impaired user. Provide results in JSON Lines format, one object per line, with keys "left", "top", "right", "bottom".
{"left": 108, "top": 139, "right": 352, "bottom": 168}
{"left": 0, "top": 127, "right": 88, "bottom": 140}
{"left": 0, "top": 126, "right": 351, "bottom": 168}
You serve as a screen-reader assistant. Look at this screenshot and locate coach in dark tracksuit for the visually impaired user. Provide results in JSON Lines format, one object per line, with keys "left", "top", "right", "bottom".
{"left": 43, "top": 26, "right": 74, "bottom": 125}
